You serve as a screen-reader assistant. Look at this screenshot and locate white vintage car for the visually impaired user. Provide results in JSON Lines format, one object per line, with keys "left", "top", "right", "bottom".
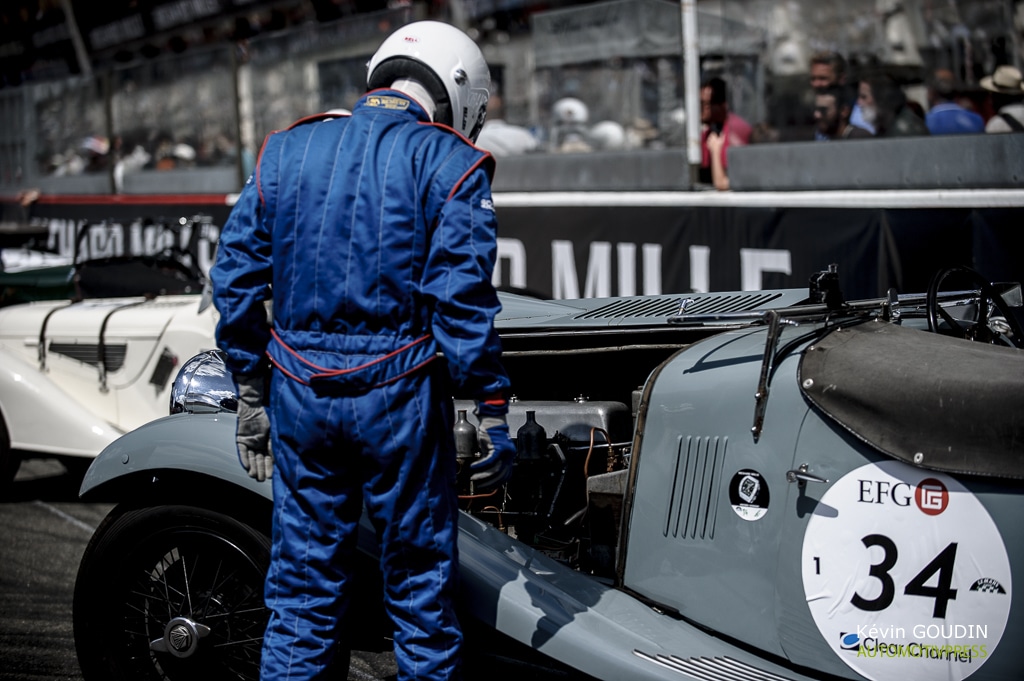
{"left": 0, "top": 261, "right": 216, "bottom": 493}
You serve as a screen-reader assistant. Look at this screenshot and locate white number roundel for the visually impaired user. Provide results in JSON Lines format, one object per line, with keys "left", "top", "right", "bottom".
{"left": 802, "top": 460, "right": 1010, "bottom": 681}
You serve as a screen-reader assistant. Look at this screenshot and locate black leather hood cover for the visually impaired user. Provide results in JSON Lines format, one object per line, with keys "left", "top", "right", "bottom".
{"left": 798, "top": 321, "right": 1024, "bottom": 480}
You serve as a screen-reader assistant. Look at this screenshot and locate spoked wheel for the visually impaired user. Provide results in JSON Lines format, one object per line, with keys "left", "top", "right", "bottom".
{"left": 73, "top": 503, "right": 271, "bottom": 681}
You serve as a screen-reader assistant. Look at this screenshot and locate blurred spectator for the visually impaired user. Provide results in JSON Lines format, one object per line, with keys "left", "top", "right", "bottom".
{"left": 814, "top": 85, "right": 872, "bottom": 140}
{"left": 624, "top": 117, "right": 660, "bottom": 149}
{"left": 904, "top": 100, "right": 926, "bottom": 122}
{"left": 172, "top": 142, "right": 197, "bottom": 167}
{"left": 48, "top": 136, "right": 111, "bottom": 177}
{"left": 808, "top": 51, "right": 843, "bottom": 89}
{"left": 551, "top": 97, "right": 593, "bottom": 153}
{"left": 981, "top": 65, "right": 1024, "bottom": 133}
{"left": 659, "top": 107, "right": 687, "bottom": 147}
{"left": 17, "top": 189, "right": 40, "bottom": 207}
{"left": 153, "top": 132, "right": 177, "bottom": 170}
{"left": 197, "top": 132, "right": 242, "bottom": 167}
{"left": 589, "top": 120, "right": 629, "bottom": 151}
{"left": 81, "top": 136, "right": 111, "bottom": 173}
{"left": 810, "top": 51, "right": 874, "bottom": 136}
{"left": 51, "top": 148, "right": 85, "bottom": 176}
{"left": 476, "top": 93, "right": 539, "bottom": 156}
{"left": 858, "top": 73, "right": 929, "bottom": 138}
{"left": 114, "top": 147, "right": 151, "bottom": 191}
{"left": 700, "top": 76, "right": 751, "bottom": 191}
{"left": 152, "top": 131, "right": 197, "bottom": 170}
{"left": 749, "top": 121, "right": 780, "bottom": 144}
{"left": 925, "top": 69, "right": 984, "bottom": 135}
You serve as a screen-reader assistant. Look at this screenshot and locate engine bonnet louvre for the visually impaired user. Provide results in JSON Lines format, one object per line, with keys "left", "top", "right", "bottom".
{"left": 574, "top": 297, "right": 683, "bottom": 319}
{"left": 48, "top": 342, "right": 127, "bottom": 372}
{"left": 664, "top": 436, "right": 724, "bottom": 541}
{"left": 682, "top": 291, "right": 785, "bottom": 314}
{"left": 574, "top": 292, "right": 785, "bottom": 320}
{"left": 633, "top": 651, "right": 796, "bottom": 680}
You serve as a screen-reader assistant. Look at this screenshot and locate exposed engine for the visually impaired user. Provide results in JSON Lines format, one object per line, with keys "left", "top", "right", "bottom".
{"left": 171, "top": 340, "right": 681, "bottom": 579}
{"left": 453, "top": 397, "right": 634, "bottom": 577}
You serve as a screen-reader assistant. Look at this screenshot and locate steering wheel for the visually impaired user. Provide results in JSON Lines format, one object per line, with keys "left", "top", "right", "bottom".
{"left": 926, "top": 265, "right": 1024, "bottom": 348}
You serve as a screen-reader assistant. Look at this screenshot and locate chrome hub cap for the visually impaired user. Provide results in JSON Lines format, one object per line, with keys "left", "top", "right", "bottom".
{"left": 149, "top": 617, "right": 211, "bottom": 658}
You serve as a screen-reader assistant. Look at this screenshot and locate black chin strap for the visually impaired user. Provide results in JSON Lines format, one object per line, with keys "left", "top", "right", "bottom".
{"left": 368, "top": 57, "right": 452, "bottom": 127}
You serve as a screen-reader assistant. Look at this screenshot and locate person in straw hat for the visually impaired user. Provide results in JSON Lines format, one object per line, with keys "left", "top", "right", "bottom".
{"left": 981, "top": 64, "right": 1024, "bottom": 133}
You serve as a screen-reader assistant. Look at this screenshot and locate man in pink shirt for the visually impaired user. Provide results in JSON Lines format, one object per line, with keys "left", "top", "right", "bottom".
{"left": 700, "top": 76, "right": 752, "bottom": 191}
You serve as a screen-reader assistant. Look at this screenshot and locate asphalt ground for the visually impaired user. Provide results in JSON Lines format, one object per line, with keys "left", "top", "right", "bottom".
{"left": 0, "top": 458, "right": 588, "bottom": 681}
{"left": 0, "top": 459, "right": 100, "bottom": 681}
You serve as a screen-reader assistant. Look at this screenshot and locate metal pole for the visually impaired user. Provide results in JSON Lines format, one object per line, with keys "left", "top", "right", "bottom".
{"left": 231, "top": 44, "right": 246, "bottom": 190}
{"left": 1006, "top": 0, "right": 1022, "bottom": 70}
{"left": 59, "top": 0, "right": 92, "bottom": 80}
{"left": 448, "top": 0, "right": 470, "bottom": 32}
{"left": 681, "top": 0, "right": 701, "bottom": 182}
{"left": 102, "top": 73, "right": 115, "bottom": 193}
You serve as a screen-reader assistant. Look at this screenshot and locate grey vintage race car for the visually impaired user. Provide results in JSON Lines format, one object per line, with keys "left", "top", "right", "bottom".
{"left": 72, "top": 265, "right": 1023, "bottom": 681}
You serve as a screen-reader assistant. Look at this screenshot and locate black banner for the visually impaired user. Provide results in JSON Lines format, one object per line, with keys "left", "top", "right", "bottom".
{"left": 8, "top": 197, "right": 1023, "bottom": 302}
{"left": 494, "top": 204, "right": 1021, "bottom": 300}
{"left": 9, "top": 199, "right": 232, "bottom": 277}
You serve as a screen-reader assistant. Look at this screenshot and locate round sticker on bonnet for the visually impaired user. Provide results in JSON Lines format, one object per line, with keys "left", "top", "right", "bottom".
{"left": 802, "top": 460, "right": 1010, "bottom": 681}
{"left": 728, "top": 469, "right": 770, "bottom": 521}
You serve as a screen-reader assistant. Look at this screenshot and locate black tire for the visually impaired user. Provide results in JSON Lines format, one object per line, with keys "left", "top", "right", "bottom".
{"left": 73, "top": 503, "right": 271, "bottom": 681}
{"left": 0, "top": 416, "right": 19, "bottom": 499}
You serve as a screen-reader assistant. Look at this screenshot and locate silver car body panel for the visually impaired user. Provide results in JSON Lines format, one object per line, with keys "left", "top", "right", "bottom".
{"left": 80, "top": 410, "right": 822, "bottom": 681}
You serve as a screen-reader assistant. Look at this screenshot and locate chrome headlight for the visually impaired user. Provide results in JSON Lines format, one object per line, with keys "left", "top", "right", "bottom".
{"left": 168, "top": 349, "right": 238, "bottom": 415}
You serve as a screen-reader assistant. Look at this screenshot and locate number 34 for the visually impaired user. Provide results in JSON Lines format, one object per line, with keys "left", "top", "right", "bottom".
{"left": 838, "top": 534, "right": 959, "bottom": 618}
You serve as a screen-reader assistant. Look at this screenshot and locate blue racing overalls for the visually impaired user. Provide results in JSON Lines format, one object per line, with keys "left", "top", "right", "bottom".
{"left": 211, "top": 89, "right": 510, "bottom": 680}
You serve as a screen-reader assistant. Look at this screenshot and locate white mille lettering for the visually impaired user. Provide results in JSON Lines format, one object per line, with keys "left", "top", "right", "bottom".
{"left": 689, "top": 245, "right": 710, "bottom": 293}
{"left": 739, "top": 248, "right": 791, "bottom": 291}
{"left": 494, "top": 238, "right": 526, "bottom": 289}
{"left": 642, "top": 243, "right": 662, "bottom": 295}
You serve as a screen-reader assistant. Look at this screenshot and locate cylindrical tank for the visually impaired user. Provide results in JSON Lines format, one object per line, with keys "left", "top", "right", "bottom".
{"left": 516, "top": 410, "right": 547, "bottom": 461}
{"left": 453, "top": 409, "right": 478, "bottom": 460}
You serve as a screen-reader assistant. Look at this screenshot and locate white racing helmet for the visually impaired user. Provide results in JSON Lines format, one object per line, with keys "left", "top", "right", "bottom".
{"left": 367, "top": 21, "right": 491, "bottom": 141}
{"left": 553, "top": 97, "right": 589, "bottom": 124}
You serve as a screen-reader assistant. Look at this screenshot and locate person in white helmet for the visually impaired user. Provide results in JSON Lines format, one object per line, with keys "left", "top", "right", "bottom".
{"left": 551, "top": 96, "right": 593, "bottom": 152}
{"left": 211, "top": 20, "right": 514, "bottom": 681}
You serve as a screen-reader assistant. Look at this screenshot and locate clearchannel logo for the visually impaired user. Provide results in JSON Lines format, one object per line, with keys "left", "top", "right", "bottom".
{"left": 840, "top": 632, "right": 861, "bottom": 651}
{"left": 838, "top": 631, "right": 988, "bottom": 663}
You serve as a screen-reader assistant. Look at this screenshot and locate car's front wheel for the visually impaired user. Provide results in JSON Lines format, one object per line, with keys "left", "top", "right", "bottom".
{"left": 73, "top": 503, "right": 271, "bottom": 681}
{"left": 0, "top": 414, "right": 19, "bottom": 496}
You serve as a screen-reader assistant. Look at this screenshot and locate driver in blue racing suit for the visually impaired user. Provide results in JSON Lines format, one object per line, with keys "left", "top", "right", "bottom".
{"left": 211, "top": 21, "right": 515, "bottom": 681}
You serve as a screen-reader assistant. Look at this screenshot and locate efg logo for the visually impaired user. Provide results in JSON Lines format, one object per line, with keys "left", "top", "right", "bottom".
{"left": 915, "top": 477, "right": 949, "bottom": 516}
{"left": 840, "top": 633, "right": 861, "bottom": 651}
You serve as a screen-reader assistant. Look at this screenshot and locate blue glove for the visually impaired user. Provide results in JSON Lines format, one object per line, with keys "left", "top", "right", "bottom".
{"left": 470, "top": 400, "right": 515, "bottom": 493}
